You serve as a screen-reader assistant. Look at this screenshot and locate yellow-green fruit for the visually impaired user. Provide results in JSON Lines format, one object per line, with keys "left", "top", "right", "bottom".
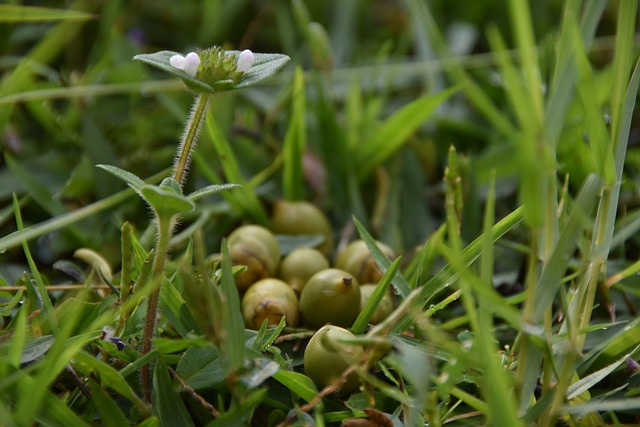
{"left": 279, "top": 247, "right": 329, "bottom": 294}
{"left": 359, "top": 284, "right": 394, "bottom": 324}
{"left": 228, "top": 225, "right": 280, "bottom": 291}
{"left": 335, "top": 240, "right": 395, "bottom": 284}
{"left": 304, "top": 325, "right": 364, "bottom": 394}
{"left": 242, "top": 278, "right": 298, "bottom": 329}
{"left": 271, "top": 200, "right": 333, "bottom": 256}
{"left": 299, "top": 268, "right": 360, "bottom": 328}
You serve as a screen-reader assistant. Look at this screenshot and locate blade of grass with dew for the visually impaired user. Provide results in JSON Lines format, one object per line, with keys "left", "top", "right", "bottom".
{"left": 368, "top": 206, "right": 524, "bottom": 336}
{"left": 282, "top": 66, "right": 306, "bottom": 201}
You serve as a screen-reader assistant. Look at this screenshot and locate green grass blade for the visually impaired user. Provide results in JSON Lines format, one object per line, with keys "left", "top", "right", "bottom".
{"left": 0, "top": 5, "right": 94, "bottom": 22}
{"left": 207, "top": 388, "right": 267, "bottom": 427}
{"left": 352, "top": 257, "right": 401, "bottom": 334}
{"left": 219, "top": 239, "right": 246, "bottom": 373}
{"left": 355, "top": 87, "right": 458, "bottom": 180}
{"left": 12, "top": 194, "right": 58, "bottom": 333}
{"left": 282, "top": 67, "right": 306, "bottom": 200}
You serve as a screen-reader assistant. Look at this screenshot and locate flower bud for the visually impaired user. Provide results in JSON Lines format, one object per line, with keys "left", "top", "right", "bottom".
{"left": 236, "top": 49, "right": 256, "bottom": 72}
{"left": 169, "top": 52, "right": 201, "bottom": 77}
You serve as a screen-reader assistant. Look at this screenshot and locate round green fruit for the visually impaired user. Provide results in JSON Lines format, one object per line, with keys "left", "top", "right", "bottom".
{"left": 278, "top": 247, "right": 329, "bottom": 295}
{"left": 271, "top": 200, "right": 334, "bottom": 256}
{"left": 299, "top": 268, "right": 360, "bottom": 328}
{"left": 241, "top": 278, "right": 298, "bottom": 330}
{"left": 304, "top": 325, "right": 364, "bottom": 394}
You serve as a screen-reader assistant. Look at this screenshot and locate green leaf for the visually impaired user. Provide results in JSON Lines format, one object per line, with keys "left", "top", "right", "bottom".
{"left": 219, "top": 239, "right": 246, "bottom": 372}
{"left": 272, "top": 370, "right": 319, "bottom": 403}
{"left": 152, "top": 360, "right": 194, "bottom": 427}
{"left": 97, "top": 164, "right": 146, "bottom": 192}
{"left": 567, "top": 348, "right": 637, "bottom": 400}
{"left": 0, "top": 5, "right": 94, "bottom": 22}
{"left": 176, "top": 346, "right": 225, "bottom": 390}
{"left": 72, "top": 352, "right": 148, "bottom": 413}
{"left": 354, "top": 87, "right": 458, "bottom": 180}
{"left": 88, "top": 380, "right": 130, "bottom": 427}
{"left": 133, "top": 50, "right": 289, "bottom": 93}
{"left": 140, "top": 184, "right": 195, "bottom": 219}
{"left": 187, "top": 183, "right": 240, "bottom": 201}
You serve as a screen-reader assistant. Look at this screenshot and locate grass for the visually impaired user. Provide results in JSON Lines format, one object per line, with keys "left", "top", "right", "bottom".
{"left": 1, "top": 1, "right": 639, "bottom": 426}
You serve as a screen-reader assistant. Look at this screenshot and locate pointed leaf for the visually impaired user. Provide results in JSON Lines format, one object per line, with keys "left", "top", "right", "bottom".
{"left": 97, "top": 164, "right": 145, "bottom": 192}
{"left": 272, "top": 370, "right": 319, "bottom": 403}
{"left": 153, "top": 361, "right": 194, "bottom": 427}
{"left": 187, "top": 183, "right": 240, "bottom": 201}
{"left": 140, "top": 184, "right": 195, "bottom": 219}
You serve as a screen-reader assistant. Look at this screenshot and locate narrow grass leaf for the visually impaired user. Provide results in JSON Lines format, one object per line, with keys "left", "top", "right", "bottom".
{"left": 355, "top": 87, "right": 458, "bottom": 180}
{"left": 0, "top": 5, "right": 94, "bottom": 22}
{"left": 532, "top": 174, "right": 600, "bottom": 322}
{"left": 220, "top": 239, "right": 245, "bottom": 372}
{"left": 282, "top": 67, "right": 306, "bottom": 201}
{"left": 353, "top": 217, "right": 411, "bottom": 298}
{"left": 152, "top": 361, "right": 194, "bottom": 427}
{"left": 567, "top": 348, "right": 637, "bottom": 400}
{"left": 352, "top": 257, "right": 401, "bottom": 334}
{"left": 12, "top": 194, "right": 58, "bottom": 332}
{"left": 562, "top": 399, "right": 640, "bottom": 416}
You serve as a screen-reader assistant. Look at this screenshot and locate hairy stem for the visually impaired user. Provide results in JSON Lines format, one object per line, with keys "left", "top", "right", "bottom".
{"left": 141, "top": 215, "right": 172, "bottom": 401}
{"left": 173, "top": 93, "right": 210, "bottom": 184}
{"left": 140, "top": 93, "right": 212, "bottom": 401}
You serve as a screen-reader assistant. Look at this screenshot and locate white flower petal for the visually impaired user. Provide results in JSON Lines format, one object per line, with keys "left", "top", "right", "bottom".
{"left": 183, "top": 52, "right": 201, "bottom": 77}
{"left": 236, "top": 49, "right": 256, "bottom": 73}
{"left": 169, "top": 54, "right": 186, "bottom": 70}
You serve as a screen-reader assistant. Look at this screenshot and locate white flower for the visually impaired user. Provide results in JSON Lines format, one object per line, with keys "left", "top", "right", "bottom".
{"left": 169, "top": 51, "right": 201, "bottom": 77}
{"left": 236, "top": 49, "right": 256, "bottom": 73}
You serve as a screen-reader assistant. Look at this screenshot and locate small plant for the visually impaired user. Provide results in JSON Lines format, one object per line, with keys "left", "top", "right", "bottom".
{"left": 99, "top": 45, "right": 289, "bottom": 399}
